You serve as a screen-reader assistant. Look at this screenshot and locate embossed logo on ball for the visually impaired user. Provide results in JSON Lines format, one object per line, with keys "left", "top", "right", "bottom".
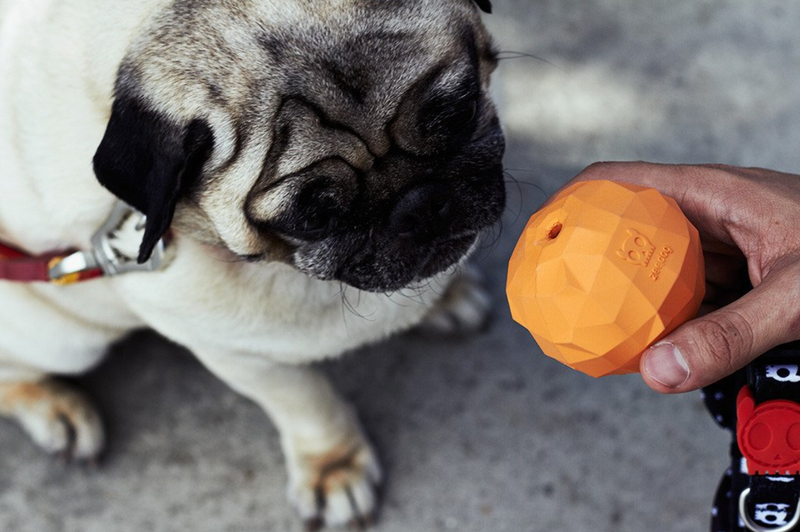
{"left": 617, "top": 228, "right": 655, "bottom": 266}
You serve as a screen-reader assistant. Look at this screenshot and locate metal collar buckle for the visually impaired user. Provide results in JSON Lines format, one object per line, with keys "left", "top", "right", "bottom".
{"left": 48, "top": 202, "right": 166, "bottom": 283}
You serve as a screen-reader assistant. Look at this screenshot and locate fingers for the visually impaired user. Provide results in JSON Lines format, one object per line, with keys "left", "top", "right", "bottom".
{"left": 563, "top": 162, "right": 743, "bottom": 247}
{"left": 560, "top": 161, "right": 800, "bottom": 393}
{"left": 572, "top": 161, "right": 711, "bottom": 201}
{"left": 640, "top": 260, "right": 800, "bottom": 393}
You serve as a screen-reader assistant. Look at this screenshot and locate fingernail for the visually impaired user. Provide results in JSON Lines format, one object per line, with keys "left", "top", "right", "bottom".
{"left": 644, "top": 342, "right": 690, "bottom": 388}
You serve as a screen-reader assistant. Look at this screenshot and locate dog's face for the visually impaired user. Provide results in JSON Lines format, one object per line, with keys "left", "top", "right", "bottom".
{"left": 94, "top": 0, "right": 505, "bottom": 292}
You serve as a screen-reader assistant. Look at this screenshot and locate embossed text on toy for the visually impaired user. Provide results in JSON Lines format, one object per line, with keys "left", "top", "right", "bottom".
{"left": 649, "top": 246, "right": 673, "bottom": 281}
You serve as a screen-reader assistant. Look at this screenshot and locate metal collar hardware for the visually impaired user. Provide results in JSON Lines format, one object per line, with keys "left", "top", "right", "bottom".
{"left": 49, "top": 202, "right": 166, "bottom": 283}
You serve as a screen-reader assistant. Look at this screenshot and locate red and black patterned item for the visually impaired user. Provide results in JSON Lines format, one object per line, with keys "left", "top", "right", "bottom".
{"left": 0, "top": 241, "right": 101, "bottom": 284}
{"left": 738, "top": 378, "right": 800, "bottom": 476}
{"left": 707, "top": 342, "right": 800, "bottom": 532}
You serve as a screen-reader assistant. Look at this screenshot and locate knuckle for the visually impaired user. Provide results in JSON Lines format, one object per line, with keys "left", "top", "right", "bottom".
{"left": 581, "top": 161, "right": 665, "bottom": 182}
{"left": 580, "top": 161, "right": 617, "bottom": 180}
{"left": 583, "top": 161, "right": 610, "bottom": 173}
{"left": 693, "top": 311, "right": 755, "bottom": 373}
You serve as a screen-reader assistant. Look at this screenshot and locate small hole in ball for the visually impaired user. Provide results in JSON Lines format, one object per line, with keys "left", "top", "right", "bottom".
{"left": 547, "top": 222, "right": 563, "bottom": 240}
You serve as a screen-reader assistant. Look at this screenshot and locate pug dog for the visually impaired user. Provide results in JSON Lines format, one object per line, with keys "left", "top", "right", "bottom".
{"left": 0, "top": 0, "right": 505, "bottom": 528}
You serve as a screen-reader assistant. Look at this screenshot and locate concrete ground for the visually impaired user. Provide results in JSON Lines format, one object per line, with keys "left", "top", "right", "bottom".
{"left": 2, "top": 1, "right": 800, "bottom": 531}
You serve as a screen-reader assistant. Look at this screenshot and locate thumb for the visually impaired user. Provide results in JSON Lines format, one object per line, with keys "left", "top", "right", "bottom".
{"left": 639, "top": 261, "right": 800, "bottom": 393}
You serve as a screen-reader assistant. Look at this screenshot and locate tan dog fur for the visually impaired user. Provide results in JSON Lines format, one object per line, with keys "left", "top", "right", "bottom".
{"left": 0, "top": 0, "right": 500, "bottom": 527}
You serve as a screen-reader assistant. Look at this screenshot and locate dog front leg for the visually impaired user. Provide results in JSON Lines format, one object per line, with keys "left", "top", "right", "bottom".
{"left": 194, "top": 352, "right": 382, "bottom": 529}
{"left": 0, "top": 377, "right": 105, "bottom": 462}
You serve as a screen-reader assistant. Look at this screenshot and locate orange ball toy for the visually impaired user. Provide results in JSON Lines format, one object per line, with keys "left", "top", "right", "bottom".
{"left": 507, "top": 180, "right": 706, "bottom": 377}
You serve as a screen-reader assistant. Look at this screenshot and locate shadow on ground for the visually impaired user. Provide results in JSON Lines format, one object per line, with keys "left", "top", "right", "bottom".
{"left": 4, "top": 0, "right": 800, "bottom": 530}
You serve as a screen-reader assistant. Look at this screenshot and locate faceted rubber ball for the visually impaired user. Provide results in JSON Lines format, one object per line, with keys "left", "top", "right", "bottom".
{"left": 506, "top": 180, "right": 705, "bottom": 378}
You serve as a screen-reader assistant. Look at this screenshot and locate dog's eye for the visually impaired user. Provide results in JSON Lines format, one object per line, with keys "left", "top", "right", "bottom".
{"left": 275, "top": 209, "right": 337, "bottom": 242}
{"left": 445, "top": 99, "right": 478, "bottom": 129}
{"left": 421, "top": 95, "right": 480, "bottom": 142}
{"left": 299, "top": 206, "right": 336, "bottom": 236}
{"left": 281, "top": 181, "right": 339, "bottom": 241}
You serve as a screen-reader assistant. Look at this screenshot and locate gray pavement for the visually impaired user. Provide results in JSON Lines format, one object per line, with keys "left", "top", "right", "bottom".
{"left": 3, "top": 1, "right": 800, "bottom": 531}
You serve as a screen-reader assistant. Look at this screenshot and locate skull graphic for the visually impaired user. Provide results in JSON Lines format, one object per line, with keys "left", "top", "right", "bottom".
{"left": 755, "top": 503, "right": 791, "bottom": 526}
{"left": 736, "top": 386, "right": 800, "bottom": 475}
{"left": 616, "top": 228, "right": 655, "bottom": 266}
{"left": 766, "top": 365, "right": 800, "bottom": 383}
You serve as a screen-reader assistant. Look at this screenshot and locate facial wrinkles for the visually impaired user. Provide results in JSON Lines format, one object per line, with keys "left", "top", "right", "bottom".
{"left": 203, "top": 136, "right": 275, "bottom": 255}
{"left": 275, "top": 106, "right": 375, "bottom": 176}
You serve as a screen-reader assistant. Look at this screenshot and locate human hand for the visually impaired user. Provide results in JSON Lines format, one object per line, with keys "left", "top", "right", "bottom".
{"left": 564, "top": 162, "right": 800, "bottom": 393}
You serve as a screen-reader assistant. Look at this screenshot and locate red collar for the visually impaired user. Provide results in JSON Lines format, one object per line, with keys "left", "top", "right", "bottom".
{"left": 0, "top": 242, "right": 102, "bottom": 284}
{"left": 0, "top": 202, "right": 167, "bottom": 285}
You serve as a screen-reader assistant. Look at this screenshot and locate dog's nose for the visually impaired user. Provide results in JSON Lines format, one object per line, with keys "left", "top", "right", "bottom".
{"left": 389, "top": 183, "right": 453, "bottom": 239}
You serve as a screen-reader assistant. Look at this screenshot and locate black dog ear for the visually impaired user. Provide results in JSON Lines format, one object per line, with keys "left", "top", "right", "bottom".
{"left": 473, "top": 0, "right": 492, "bottom": 13}
{"left": 93, "top": 97, "right": 213, "bottom": 263}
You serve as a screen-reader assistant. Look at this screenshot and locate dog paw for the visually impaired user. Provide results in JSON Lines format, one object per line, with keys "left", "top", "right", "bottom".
{"left": 287, "top": 439, "right": 383, "bottom": 530}
{"left": 419, "top": 264, "right": 493, "bottom": 335}
{"left": 0, "top": 380, "right": 104, "bottom": 462}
